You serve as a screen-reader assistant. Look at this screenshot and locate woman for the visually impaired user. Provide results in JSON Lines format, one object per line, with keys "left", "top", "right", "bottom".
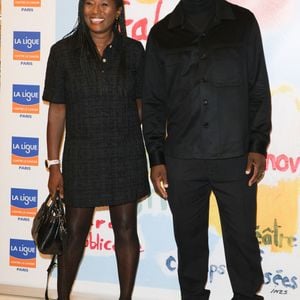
{"left": 43, "top": 0, "right": 150, "bottom": 299}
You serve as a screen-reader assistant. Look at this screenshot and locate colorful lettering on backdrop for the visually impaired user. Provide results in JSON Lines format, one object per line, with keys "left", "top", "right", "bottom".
{"left": 125, "top": 0, "right": 163, "bottom": 41}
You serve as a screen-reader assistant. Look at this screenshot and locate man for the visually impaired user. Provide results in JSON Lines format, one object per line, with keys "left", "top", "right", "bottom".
{"left": 142, "top": 0, "right": 271, "bottom": 299}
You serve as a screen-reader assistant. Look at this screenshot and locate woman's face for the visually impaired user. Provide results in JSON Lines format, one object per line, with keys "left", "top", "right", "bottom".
{"left": 83, "top": 0, "right": 121, "bottom": 36}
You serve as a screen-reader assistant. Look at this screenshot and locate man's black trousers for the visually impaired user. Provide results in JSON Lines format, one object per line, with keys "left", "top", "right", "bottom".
{"left": 165, "top": 155, "right": 264, "bottom": 300}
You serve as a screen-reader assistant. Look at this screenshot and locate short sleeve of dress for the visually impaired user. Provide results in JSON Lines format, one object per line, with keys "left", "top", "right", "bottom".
{"left": 42, "top": 44, "right": 65, "bottom": 104}
{"left": 134, "top": 41, "right": 145, "bottom": 99}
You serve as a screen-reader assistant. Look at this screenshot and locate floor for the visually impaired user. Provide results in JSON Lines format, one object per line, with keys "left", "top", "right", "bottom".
{"left": 0, "top": 297, "right": 38, "bottom": 300}
{"left": 0, "top": 294, "right": 115, "bottom": 300}
{"left": 0, "top": 284, "right": 168, "bottom": 300}
{"left": 0, "top": 294, "right": 116, "bottom": 300}
{"left": 0, "top": 286, "right": 115, "bottom": 300}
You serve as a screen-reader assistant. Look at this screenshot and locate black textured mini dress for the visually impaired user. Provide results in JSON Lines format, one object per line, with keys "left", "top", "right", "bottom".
{"left": 43, "top": 32, "right": 150, "bottom": 207}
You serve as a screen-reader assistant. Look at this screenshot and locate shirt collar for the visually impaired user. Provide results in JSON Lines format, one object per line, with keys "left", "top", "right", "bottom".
{"left": 71, "top": 29, "right": 123, "bottom": 50}
{"left": 168, "top": 0, "right": 235, "bottom": 30}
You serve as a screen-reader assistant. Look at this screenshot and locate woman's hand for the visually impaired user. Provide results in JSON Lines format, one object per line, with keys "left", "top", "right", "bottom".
{"left": 48, "top": 165, "right": 64, "bottom": 198}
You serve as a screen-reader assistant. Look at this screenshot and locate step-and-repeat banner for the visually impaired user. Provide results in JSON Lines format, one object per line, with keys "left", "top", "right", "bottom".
{"left": 0, "top": 1, "right": 299, "bottom": 299}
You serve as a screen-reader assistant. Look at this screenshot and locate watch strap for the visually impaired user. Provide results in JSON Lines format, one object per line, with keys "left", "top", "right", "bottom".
{"left": 45, "top": 159, "right": 60, "bottom": 168}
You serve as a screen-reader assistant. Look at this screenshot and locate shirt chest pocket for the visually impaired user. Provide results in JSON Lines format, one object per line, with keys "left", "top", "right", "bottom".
{"left": 164, "top": 49, "right": 199, "bottom": 77}
{"left": 209, "top": 46, "right": 242, "bottom": 87}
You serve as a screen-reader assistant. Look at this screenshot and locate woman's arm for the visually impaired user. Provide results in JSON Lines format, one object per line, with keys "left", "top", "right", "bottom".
{"left": 46, "top": 102, "right": 66, "bottom": 197}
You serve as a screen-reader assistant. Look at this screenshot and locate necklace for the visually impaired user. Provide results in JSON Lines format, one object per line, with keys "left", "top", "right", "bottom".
{"left": 95, "top": 33, "right": 114, "bottom": 56}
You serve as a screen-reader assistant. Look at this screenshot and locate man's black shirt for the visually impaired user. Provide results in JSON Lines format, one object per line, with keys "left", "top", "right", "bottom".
{"left": 142, "top": 0, "right": 271, "bottom": 167}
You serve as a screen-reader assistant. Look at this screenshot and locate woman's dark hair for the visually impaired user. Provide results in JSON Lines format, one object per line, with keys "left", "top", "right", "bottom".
{"left": 75, "top": 0, "right": 127, "bottom": 38}
{"left": 66, "top": 0, "right": 127, "bottom": 74}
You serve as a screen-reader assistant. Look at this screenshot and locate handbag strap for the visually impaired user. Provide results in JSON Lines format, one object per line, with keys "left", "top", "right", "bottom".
{"left": 45, "top": 254, "right": 57, "bottom": 300}
{"left": 43, "top": 193, "right": 65, "bottom": 299}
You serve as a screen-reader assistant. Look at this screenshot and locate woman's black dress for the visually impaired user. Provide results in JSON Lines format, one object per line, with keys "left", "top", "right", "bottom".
{"left": 43, "top": 33, "right": 150, "bottom": 207}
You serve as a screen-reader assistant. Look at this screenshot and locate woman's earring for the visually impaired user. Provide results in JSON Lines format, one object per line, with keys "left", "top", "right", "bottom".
{"left": 115, "top": 17, "right": 119, "bottom": 30}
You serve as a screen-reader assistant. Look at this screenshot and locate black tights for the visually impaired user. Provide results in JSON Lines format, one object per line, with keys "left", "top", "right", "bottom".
{"left": 57, "top": 202, "right": 139, "bottom": 300}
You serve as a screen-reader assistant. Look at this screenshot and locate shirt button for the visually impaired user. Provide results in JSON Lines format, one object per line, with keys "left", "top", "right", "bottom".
{"left": 203, "top": 122, "right": 209, "bottom": 128}
{"left": 102, "top": 58, "right": 107, "bottom": 63}
{"left": 201, "top": 32, "right": 206, "bottom": 38}
{"left": 109, "top": 44, "right": 113, "bottom": 48}
{"left": 203, "top": 99, "right": 208, "bottom": 105}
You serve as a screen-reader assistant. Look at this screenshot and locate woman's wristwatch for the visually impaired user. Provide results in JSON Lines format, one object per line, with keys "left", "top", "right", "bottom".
{"left": 45, "top": 159, "right": 60, "bottom": 169}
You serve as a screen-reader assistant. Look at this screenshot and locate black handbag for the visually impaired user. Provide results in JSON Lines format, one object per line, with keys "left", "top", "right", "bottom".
{"left": 31, "top": 192, "right": 67, "bottom": 299}
{"left": 31, "top": 192, "right": 67, "bottom": 255}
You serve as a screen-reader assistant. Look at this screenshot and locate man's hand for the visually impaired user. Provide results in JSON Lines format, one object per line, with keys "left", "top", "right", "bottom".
{"left": 48, "top": 165, "right": 64, "bottom": 198}
{"left": 246, "top": 152, "right": 266, "bottom": 186}
{"left": 151, "top": 164, "right": 168, "bottom": 199}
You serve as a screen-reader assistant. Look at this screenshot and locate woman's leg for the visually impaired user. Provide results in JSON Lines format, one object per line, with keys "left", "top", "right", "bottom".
{"left": 57, "top": 205, "right": 95, "bottom": 300}
{"left": 109, "top": 202, "right": 139, "bottom": 300}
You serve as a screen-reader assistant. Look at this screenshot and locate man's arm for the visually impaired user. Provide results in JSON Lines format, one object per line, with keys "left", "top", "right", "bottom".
{"left": 142, "top": 33, "right": 168, "bottom": 198}
{"left": 246, "top": 15, "right": 272, "bottom": 185}
{"left": 247, "top": 15, "right": 272, "bottom": 155}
